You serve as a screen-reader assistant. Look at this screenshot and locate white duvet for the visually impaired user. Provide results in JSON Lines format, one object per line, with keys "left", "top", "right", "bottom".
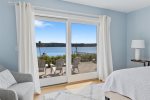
{"left": 103, "top": 67, "right": 150, "bottom": 100}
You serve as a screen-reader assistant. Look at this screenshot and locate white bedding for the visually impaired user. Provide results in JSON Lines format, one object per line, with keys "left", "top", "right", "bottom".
{"left": 103, "top": 67, "right": 150, "bottom": 100}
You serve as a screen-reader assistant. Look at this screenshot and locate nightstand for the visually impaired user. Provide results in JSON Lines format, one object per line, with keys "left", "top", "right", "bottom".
{"left": 131, "top": 59, "right": 148, "bottom": 66}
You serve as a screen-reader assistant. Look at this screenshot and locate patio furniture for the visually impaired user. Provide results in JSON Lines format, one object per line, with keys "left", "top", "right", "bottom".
{"left": 92, "top": 59, "right": 96, "bottom": 63}
{"left": 72, "top": 57, "right": 80, "bottom": 73}
{"left": 55, "top": 59, "right": 65, "bottom": 75}
{"left": 0, "top": 65, "right": 34, "bottom": 100}
{"left": 38, "top": 59, "right": 47, "bottom": 78}
{"left": 50, "top": 63, "right": 55, "bottom": 74}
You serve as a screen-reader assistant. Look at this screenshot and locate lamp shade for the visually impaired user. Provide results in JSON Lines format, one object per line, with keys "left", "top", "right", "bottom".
{"left": 131, "top": 40, "right": 145, "bottom": 48}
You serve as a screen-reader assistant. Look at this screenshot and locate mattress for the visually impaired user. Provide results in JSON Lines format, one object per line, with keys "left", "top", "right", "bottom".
{"left": 105, "top": 92, "right": 131, "bottom": 100}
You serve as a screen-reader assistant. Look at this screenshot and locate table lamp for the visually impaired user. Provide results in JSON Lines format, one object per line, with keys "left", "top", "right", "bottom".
{"left": 131, "top": 40, "right": 145, "bottom": 60}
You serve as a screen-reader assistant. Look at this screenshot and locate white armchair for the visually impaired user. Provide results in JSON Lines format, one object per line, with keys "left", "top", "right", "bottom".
{"left": 0, "top": 65, "right": 34, "bottom": 100}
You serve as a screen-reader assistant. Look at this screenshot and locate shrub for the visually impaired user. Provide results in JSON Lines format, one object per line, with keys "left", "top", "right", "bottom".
{"left": 38, "top": 53, "right": 96, "bottom": 64}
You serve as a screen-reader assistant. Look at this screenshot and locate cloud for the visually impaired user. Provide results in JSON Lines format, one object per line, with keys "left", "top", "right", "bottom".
{"left": 34, "top": 20, "right": 53, "bottom": 27}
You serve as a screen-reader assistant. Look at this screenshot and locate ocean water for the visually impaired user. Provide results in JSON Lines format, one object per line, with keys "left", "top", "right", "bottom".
{"left": 37, "top": 47, "right": 96, "bottom": 56}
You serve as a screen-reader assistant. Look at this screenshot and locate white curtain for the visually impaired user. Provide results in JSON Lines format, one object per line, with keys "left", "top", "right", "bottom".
{"left": 98, "top": 15, "right": 113, "bottom": 81}
{"left": 15, "top": 2, "right": 41, "bottom": 94}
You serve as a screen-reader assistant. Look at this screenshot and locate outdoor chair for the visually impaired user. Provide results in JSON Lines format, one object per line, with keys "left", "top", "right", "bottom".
{"left": 72, "top": 57, "right": 80, "bottom": 73}
{"left": 38, "top": 59, "right": 47, "bottom": 78}
{"left": 55, "top": 59, "right": 65, "bottom": 75}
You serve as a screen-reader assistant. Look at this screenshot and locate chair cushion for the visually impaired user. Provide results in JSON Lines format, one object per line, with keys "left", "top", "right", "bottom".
{"left": 8, "top": 82, "right": 34, "bottom": 100}
{"left": 0, "top": 69, "right": 17, "bottom": 89}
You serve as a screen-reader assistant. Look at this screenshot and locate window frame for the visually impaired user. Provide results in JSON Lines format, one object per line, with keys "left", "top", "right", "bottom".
{"left": 34, "top": 9, "right": 101, "bottom": 86}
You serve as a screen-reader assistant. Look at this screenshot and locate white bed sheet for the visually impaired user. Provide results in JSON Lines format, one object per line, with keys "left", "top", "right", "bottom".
{"left": 103, "top": 67, "right": 150, "bottom": 100}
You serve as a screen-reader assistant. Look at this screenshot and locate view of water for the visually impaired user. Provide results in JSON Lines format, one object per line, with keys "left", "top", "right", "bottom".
{"left": 37, "top": 47, "right": 96, "bottom": 56}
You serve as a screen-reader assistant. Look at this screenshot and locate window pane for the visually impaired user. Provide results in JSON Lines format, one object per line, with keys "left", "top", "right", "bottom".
{"left": 35, "top": 20, "right": 66, "bottom": 79}
{"left": 71, "top": 23, "right": 97, "bottom": 75}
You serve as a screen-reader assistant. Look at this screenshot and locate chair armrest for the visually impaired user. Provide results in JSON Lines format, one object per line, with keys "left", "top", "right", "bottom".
{"left": 11, "top": 72, "right": 33, "bottom": 83}
{"left": 0, "top": 88, "right": 18, "bottom": 100}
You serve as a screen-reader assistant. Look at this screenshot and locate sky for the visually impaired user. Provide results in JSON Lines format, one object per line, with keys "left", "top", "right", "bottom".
{"left": 35, "top": 20, "right": 97, "bottom": 43}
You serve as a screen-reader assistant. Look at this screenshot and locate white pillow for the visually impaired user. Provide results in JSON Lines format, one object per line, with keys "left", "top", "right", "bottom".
{"left": 0, "top": 69, "right": 17, "bottom": 89}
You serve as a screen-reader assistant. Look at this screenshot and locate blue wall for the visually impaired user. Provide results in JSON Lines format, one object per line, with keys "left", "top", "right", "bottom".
{"left": 0, "top": 0, "right": 127, "bottom": 71}
{"left": 127, "top": 6, "right": 150, "bottom": 67}
{"left": 0, "top": 0, "right": 18, "bottom": 71}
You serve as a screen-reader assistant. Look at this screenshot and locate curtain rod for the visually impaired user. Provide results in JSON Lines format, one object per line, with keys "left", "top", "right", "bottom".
{"left": 8, "top": 1, "right": 99, "bottom": 18}
{"left": 33, "top": 6, "right": 99, "bottom": 18}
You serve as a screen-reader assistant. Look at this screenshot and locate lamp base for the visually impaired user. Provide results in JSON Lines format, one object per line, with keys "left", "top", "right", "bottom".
{"left": 135, "top": 49, "right": 140, "bottom": 60}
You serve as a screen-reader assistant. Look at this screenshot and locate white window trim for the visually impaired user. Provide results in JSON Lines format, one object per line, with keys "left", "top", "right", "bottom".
{"left": 34, "top": 8, "right": 102, "bottom": 86}
{"left": 34, "top": 9, "right": 100, "bottom": 24}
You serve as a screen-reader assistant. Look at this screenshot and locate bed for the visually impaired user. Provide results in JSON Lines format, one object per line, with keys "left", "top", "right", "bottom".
{"left": 103, "top": 66, "right": 150, "bottom": 100}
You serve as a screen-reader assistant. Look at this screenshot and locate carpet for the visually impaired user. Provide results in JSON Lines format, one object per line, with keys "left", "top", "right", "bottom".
{"left": 43, "top": 83, "right": 105, "bottom": 100}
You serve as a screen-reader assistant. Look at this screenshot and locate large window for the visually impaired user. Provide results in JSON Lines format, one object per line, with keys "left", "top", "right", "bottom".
{"left": 34, "top": 14, "right": 99, "bottom": 86}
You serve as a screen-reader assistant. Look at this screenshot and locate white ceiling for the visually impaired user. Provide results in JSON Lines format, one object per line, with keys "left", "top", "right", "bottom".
{"left": 62, "top": 0, "right": 150, "bottom": 13}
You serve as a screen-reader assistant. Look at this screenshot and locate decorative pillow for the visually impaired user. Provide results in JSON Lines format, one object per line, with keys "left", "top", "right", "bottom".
{"left": 0, "top": 69, "right": 17, "bottom": 89}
